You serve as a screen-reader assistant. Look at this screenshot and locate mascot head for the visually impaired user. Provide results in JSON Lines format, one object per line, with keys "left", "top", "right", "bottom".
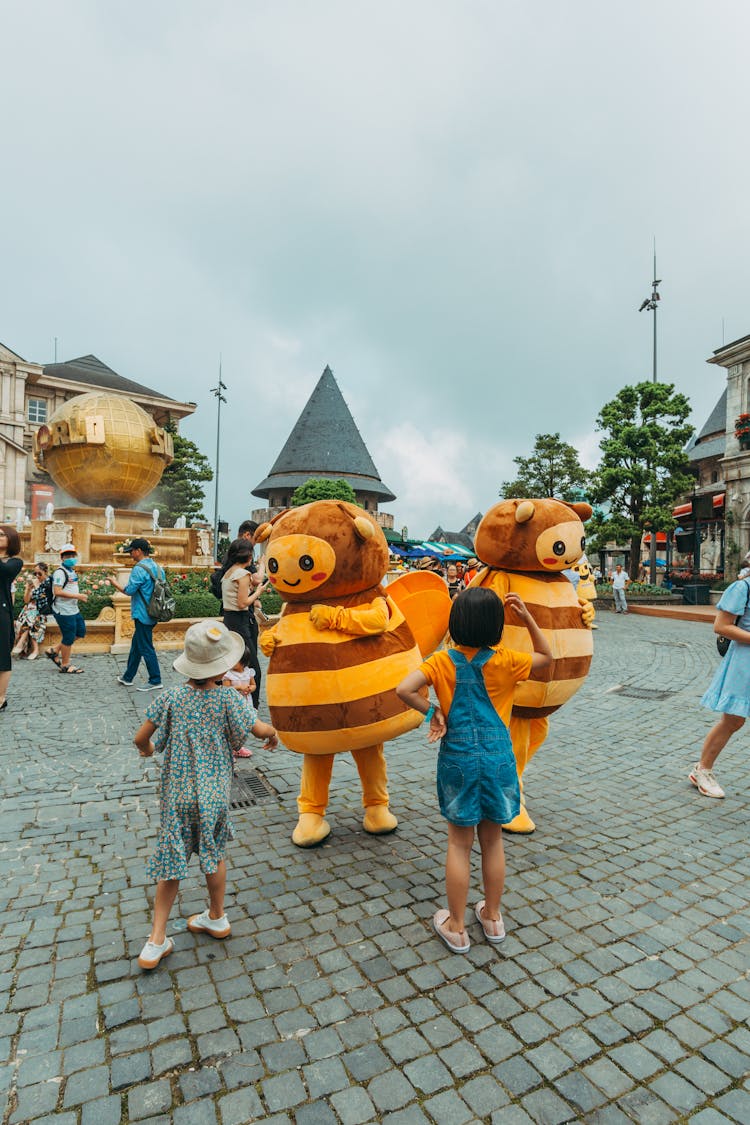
{"left": 474, "top": 498, "right": 592, "bottom": 573}
{"left": 255, "top": 500, "right": 389, "bottom": 602}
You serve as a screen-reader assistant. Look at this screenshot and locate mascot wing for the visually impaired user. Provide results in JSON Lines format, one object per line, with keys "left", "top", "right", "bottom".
{"left": 386, "top": 571, "right": 452, "bottom": 658}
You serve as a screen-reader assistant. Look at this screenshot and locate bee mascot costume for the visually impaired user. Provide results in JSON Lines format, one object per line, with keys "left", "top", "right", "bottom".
{"left": 471, "top": 498, "right": 595, "bottom": 833}
{"left": 257, "top": 501, "right": 451, "bottom": 847}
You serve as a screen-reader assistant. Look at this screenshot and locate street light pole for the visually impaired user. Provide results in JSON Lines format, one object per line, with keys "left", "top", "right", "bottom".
{"left": 639, "top": 248, "right": 662, "bottom": 583}
{"left": 211, "top": 359, "right": 227, "bottom": 560}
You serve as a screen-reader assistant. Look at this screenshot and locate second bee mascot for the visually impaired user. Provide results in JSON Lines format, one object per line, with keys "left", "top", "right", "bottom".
{"left": 471, "top": 498, "right": 595, "bottom": 834}
{"left": 257, "top": 500, "right": 451, "bottom": 847}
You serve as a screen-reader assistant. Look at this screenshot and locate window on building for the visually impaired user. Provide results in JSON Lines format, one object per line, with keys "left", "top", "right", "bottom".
{"left": 27, "top": 398, "right": 47, "bottom": 423}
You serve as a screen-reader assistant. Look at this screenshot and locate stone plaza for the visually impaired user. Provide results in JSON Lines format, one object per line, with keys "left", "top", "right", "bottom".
{"left": 1, "top": 611, "right": 749, "bottom": 1124}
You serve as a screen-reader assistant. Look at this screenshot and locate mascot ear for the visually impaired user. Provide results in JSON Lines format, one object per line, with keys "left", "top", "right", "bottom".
{"left": 353, "top": 518, "right": 375, "bottom": 541}
{"left": 335, "top": 501, "right": 375, "bottom": 542}
{"left": 515, "top": 500, "right": 535, "bottom": 524}
{"left": 255, "top": 509, "right": 289, "bottom": 544}
{"left": 568, "top": 502, "right": 593, "bottom": 521}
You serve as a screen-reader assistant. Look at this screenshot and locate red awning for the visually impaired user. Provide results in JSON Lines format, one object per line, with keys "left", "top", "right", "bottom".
{"left": 643, "top": 532, "right": 668, "bottom": 544}
{"left": 713, "top": 493, "right": 725, "bottom": 509}
{"left": 672, "top": 502, "right": 692, "bottom": 518}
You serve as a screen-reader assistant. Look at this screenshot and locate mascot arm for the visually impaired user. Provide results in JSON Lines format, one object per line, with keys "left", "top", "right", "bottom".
{"left": 259, "top": 624, "right": 280, "bottom": 656}
{"left": 579, "top": 597, "right": 596, "bottom": 628}
{"left": 310, "top": 597, "right": 389, "bottom": 635}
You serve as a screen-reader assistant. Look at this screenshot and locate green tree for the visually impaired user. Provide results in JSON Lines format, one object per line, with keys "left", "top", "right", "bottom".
{"left": 589, "top": 381, "right": 694, "bottom": 580}
{"left": 500, "top": 432, "right": 590, "bottom": 500}
{"left": 147, "top": 423, "right": 213, "bottom": 526}
{"left": 291, "top": 478, "right": 357, "bottom": 506}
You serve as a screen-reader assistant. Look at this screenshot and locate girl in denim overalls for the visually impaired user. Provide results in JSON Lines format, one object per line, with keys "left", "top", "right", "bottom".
{"left": 398, "top": 588, "right": 552, "bottom": 954}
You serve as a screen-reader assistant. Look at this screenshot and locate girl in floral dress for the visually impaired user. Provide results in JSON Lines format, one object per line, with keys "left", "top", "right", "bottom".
{"left": 134, "top": 620, "right": 277, "bottom": 970}
{"left": 13, "top": 563, "right": 51, "bottom": 660}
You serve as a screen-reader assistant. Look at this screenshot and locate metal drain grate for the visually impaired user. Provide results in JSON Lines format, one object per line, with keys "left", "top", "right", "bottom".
{"left": 614, "top": 686, "right": 674, "bottom": 701}
{"left": 230, "top": 770, "right": 279, "bottom": 809}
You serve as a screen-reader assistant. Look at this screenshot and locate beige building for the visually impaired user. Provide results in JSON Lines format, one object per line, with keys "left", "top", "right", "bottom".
{"left": 0, "top": 342, "right": 195, "bottom": 521}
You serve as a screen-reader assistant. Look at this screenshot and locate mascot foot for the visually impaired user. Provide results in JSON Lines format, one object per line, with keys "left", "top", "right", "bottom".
{"left": 292, "top": 813, "right": 331, "bottom": 848}
{"left": 502, "top": 807, "right": 536, "bottom": 834}
{"left": 363, "top": 806, "right": 398, "bottom": 835}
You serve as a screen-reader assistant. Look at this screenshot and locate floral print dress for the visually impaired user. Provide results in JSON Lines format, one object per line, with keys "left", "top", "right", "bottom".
{"left": 15, "top": 583, "right": 49, "bottom": 645}
{"left": 146, "top": 684, "right": 254, "bottom": 880}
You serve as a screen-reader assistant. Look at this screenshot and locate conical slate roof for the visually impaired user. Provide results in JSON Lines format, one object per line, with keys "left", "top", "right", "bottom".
{"left": 253, "top": 366, "right": 395, "bottom": 502}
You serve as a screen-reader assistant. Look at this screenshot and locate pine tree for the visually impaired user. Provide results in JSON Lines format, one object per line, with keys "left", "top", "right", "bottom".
{"left": 589, "top": 382, "right": 694, "bottom": 579}
{"left": 500, "top": 433, "right": 590, "bottom": 500}
{"left": 147, "top": 423, "right": 213, "bottom": 526}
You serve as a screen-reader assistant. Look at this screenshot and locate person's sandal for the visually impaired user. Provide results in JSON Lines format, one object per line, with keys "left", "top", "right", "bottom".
{"left": 59, "top": 665, "right": 84, "bottom": 674}
{"left": 45, "top": 649, "right": 61, "bottom": 666}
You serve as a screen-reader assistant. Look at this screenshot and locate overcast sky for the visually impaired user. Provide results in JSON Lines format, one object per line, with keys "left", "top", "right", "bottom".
{"left": 2, "top": 1, "right": 748, "bottom": 539}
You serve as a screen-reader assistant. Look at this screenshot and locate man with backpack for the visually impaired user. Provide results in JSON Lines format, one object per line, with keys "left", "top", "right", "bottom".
{"left": 108, "top": 538, "right": 165, "bottom": 691}
{"left": 46, "top": 543, "right": 89, "bottom": 675}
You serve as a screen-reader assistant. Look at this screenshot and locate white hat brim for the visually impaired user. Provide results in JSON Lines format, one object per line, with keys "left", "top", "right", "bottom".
{"left": 172, "top": 629, "right": 246, "bottom": 679}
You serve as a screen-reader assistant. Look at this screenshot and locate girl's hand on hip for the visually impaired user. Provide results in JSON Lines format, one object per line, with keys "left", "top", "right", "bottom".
{"left": 427, "top": 708, "right": 446, "bottom": 743}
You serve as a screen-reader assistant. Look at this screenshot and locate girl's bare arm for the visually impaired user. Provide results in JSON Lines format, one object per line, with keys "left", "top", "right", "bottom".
{"left": 251, "top": 719, "right": 278, "bottom": 750}
{"left": 134, "top": 719, "right": 157, "bottom": 757}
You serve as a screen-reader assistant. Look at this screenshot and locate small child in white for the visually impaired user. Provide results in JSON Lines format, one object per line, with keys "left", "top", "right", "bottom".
{"left": 134, "top": 621, "right": 277, "bottom": 971}
{"left": 222, "top": 645, "right": 257, "bottom": 758}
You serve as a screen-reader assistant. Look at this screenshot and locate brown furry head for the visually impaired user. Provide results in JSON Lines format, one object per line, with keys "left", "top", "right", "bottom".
{"left": 255, "top": 500, "right": 389, "bottom": 602}
{"left": 474, "top": 498, "right": 592, "bottom": 573}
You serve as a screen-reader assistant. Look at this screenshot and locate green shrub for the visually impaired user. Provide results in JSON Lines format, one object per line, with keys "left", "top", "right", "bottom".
{"left": 260, "top": 587, "right": 282, "bottom": 615}
{"left": 174, "top": 593, "right": 221, "bottom": 619}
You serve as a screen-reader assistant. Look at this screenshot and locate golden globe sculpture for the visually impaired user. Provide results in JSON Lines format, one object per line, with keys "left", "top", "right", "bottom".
{"left": 32, "top": 392, "right": 174, "bottom": 508}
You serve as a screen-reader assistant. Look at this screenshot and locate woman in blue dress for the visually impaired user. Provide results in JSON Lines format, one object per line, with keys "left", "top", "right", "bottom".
{"left": 691, "top": 569, "right": 750, "bottom": 799}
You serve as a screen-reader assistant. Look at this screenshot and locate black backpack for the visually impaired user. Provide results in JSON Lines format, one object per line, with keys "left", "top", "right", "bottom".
{"left": 210, "top": 567, "right": 224, "bottom": 602}
{"left": 38, "top": 575, "right": 55, "bottom": 615}
{"left": 41, "top": 569, "right": 68, "bottom": 615}
{"left": 137, "top": 560, "right": 175, "bottom": 623}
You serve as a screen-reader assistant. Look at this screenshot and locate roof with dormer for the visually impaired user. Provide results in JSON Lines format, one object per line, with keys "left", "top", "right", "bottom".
{"left": 252, "top": 366, "right": 395, "bottom": 502}
{"left": 42, "top": 354, "right": 186, "bottom": 403}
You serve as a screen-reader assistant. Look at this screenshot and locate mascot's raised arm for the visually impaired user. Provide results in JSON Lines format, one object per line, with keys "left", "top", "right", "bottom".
{"left": 257, "top": 500, "right": 451, "bottom": 847}
{"left": 471, "top": 498, "right": 595, "bottom": 833}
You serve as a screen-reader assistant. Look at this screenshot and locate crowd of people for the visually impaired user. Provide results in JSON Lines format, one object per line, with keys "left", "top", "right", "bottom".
{"left": 1, "top": 517, "right": 748, "bottom": 966}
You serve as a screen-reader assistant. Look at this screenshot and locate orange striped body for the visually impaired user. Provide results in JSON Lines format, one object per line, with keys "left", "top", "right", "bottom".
{"left": 474, "top": 568, "right": 593, "bottom": 718}
{"left": 265, "top": 588, "right": 424, "bottom": 755}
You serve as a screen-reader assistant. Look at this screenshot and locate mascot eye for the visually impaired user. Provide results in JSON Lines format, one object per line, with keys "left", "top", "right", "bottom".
{"left": 299, "top": 555, "right": 315, "bottom": 571}
{"left": 553, "top": 540, "right": 566, "bottom": 556}
{"left": 581, "top": 536, "right": 586, "bottom": 551}
{"left": 267, "top": 557, "right": 279, "bottom": 574}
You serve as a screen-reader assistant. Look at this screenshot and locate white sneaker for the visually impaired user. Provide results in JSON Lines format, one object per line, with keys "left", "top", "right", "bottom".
{"left": 187, "top": 909, "right": 231, "bottom": 939}
{"left": 117, "top": 676, "right": 134, "bottom": 686}
{"left": 138, "top": 936, "right": 174, "bottom": 970}
{"left": 689, "top": 763, "right": 725, "bottom": 799}
{"left": 136, "top": 683, "right": 163, "bottom": 692}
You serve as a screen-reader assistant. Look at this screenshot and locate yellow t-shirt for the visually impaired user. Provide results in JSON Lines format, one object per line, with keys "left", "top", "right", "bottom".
{"left": 420, "top": 644, "right": 532, "bottom": 728}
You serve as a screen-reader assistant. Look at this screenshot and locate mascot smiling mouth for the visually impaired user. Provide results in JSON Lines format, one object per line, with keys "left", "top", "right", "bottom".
{"left": 283, "top": 578, "right": 301, "bottom": 586}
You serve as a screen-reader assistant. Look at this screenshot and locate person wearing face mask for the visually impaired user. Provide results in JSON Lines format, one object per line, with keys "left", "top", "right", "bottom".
{"left": 46, "top": 543, "right": 88, "bottom": 674}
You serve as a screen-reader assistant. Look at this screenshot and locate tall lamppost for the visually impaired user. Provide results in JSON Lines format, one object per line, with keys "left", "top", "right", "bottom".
{"left": 639, "top": 250, "right": 662, "bottom": 583}
{"left": 211, "top": 361, "right": 227, "bottom": 560}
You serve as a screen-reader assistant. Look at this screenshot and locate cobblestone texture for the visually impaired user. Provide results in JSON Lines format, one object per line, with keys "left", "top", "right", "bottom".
{"left": 1, "top": 613, "right": 749, "bottom": 1121}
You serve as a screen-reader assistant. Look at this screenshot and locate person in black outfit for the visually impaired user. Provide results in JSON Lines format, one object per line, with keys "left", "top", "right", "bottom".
{"left": 219, "top": 538, "right": 267, "bottom": 707}
{"left": 0, "top": 525, "right": 24, "bottom": 710}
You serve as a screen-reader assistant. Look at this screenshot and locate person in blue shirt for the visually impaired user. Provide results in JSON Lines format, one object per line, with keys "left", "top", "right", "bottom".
{"left": 109, "top": 538, "right": 163, "bottom": 691}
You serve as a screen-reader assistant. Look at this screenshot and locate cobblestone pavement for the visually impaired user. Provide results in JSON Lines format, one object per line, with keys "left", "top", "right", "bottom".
{"left": 1, "top": 613, "right": 749, "bottom": 1124}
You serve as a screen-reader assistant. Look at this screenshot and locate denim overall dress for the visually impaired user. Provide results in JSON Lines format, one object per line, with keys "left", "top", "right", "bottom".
{"left": 436, "top": 648, "right": 521, "bottom": 827}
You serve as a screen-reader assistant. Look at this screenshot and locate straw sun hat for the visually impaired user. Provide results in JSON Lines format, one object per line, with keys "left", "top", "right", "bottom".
{"left": 173, "top": 620, "right": 245, "bottom": 679}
